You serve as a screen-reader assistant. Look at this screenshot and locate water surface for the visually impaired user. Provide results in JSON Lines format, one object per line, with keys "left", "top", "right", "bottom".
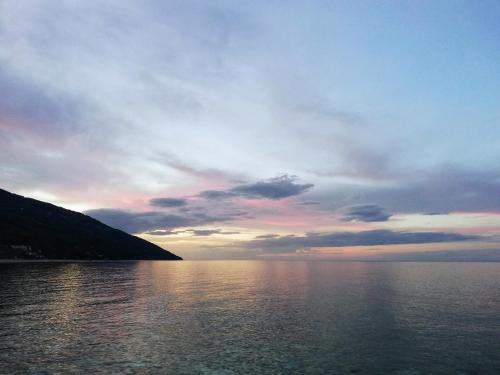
{"left": 1, "top": 261, "right": 499, "bottom": 374}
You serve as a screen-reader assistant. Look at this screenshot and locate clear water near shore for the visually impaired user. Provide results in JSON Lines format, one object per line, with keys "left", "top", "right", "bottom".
{"left": 1, "top": 261, "right": 499, "bottom": 374}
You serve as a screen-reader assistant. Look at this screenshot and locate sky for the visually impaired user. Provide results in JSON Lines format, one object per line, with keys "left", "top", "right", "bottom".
{"left": 1, "top": 0, "right": 500, "bottom": 260}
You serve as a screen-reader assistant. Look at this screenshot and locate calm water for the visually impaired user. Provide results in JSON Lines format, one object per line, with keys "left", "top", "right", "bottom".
{"left": 0, "top": 261, "right": 499, "bottom": 374}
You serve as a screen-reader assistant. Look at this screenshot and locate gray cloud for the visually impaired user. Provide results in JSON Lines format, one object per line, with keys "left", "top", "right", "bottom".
{"left": 231, "top": 175, "right": 313, "bottom": 199}
{"left": 186, "top": 229, "right": 240, "bottom": 236}
{"left": 149, "top": 197, "right": 187, "bottom": 207}
{"left": 155, "top": 151, "right": 242, "bottom": 183}
{"left": 246, "top": 230, "right": 479, "bottom": 253}
{"left": 198, "top": 190, "right": 236, "bottom": 200}
{"left": 0, "top": 68, "right": 84, "bottom": 138}
{"left": 367, "top": 249, "right": 500, "bottom": 262}
{"left": 368, "top": 167, "right": 500, "bottom": 213}
{"left": 145, "top": 228, "right": 239, "bottom": 236}
{"left": 199, "top": 175, "right": 313, "bottom": 201}
{"left": 86, "top": 208, "right": 241, "bottom": 234}
{"left": 0, "top": 0, "right": 257, "bottom": 198}
{"left": 339, "top": 204, "right": 392, "bottom": 222}
{"left": 298, "top": 201, "right": 320, "bottom": 206}
{"left": 145, "top": 229, "right": 181, "bottom": 236}
{"left": 308, "top": 166, "right": 500, "bottom": 215}
{"left": 86, "top": 209, "right": 193, "bottom": 233}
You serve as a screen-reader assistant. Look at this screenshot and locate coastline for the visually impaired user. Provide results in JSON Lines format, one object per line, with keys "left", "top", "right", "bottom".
{"left": 0, "top": 258, "right": 183, "bottom": 263}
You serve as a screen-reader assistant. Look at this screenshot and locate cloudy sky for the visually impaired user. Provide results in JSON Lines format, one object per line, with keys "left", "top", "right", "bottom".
{"left": 2, "top": 1, "right": 500, "bottom": 259}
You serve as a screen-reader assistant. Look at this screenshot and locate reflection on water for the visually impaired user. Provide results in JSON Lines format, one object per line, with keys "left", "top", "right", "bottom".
{"left": 0, "top": 261, "right": 499, "bottom": 374}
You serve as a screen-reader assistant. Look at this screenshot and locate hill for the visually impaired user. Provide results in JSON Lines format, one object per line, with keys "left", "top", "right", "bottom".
{"left": 0, "top": 188, "right": 182, "bottom": 260}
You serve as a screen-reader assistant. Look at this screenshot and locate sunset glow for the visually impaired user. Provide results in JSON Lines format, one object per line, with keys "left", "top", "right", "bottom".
{"left": 2, "top": 1, "right": 500, "bottom": 260}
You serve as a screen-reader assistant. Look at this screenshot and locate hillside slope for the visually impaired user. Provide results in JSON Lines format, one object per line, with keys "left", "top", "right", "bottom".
{"left": 0, "top": 188, "right": 181, "bottom": 260}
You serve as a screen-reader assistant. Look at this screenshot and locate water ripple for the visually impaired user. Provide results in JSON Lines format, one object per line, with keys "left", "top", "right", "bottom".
{"left": 0, "top": 261, "right": 499, "bottom": 374}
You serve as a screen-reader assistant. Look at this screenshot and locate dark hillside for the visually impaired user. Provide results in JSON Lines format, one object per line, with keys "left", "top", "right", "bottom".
{"left": 0, "top": 188, "right": 181, "bottom": 260}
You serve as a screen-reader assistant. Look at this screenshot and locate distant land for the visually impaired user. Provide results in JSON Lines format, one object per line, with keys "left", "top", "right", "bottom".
{"left": 0, "top": 188, "right": 182, "bottom": 260}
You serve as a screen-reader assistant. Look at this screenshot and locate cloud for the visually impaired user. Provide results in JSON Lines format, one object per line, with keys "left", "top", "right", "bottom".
{"left": 0, "top": 68, "right": 84, "bottom": 138}
{"left": 0, "top": 0, "right": 258, "bottom": 199}
{"left": 198, "top": 190, "right": 236, "bottom": 200}
{"left": 245, "top": 230, "right": 479, "bottom": 253}
{"left": 199, "top": 175, "right": 313, "bottom": 200}
{"left": 298, "top": 201, "right": 320, "bottom": 206}
{"left": 307, "top": 166, "right": 500, "bottom": 215}
{"left": 186, "top": 229, "right": 240, "bottom": 236}
{"left": 155, "top": 151, "right": 241, "bottom": 182}
{"left": 145, "top": 229, "right": 181, "bottom": 236}
{"left": 3, "top": 0, "right": 500, "bottom": 263}
{"left": 368, "top": 166, "right": 500, "bottom": 213}
{"left": 338, "top": 204, "right": 392, "bottom": 222}
{"left": 255, "top": 234, "right": 280, "bottom": 239}
{"left": 231, "top": 175, "right": 313, "bottom": 199}
{"left": 149, "top": 197, "right": 187, "bottom": 207}
{"left": 146, "top": 228, "right": 239, "bottom": 236}
{"left": 368, "top": 249, "right": 500, "bottom": 262}
{"left": 85, "top": 209, "right": 193, "bottom": 233}
{"left": 86, "top": 208, "right": 241, "bottom": 234}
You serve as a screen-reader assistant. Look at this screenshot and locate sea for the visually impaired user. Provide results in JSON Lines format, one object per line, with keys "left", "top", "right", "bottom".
{"left": 0, "top": 261, "right": 499, "bottom": 374}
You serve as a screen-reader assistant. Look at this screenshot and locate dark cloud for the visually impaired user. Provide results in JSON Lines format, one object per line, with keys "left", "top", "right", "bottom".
{"left": 297, "top": 201, "right": 320, "bottom": 206}
{"left": 368, "top": 249, "right": 500, "bottom": 262}
{"left": 186, "top": 229, "right": 240, "bottom": 236}
{"left": 85, "top": 208, "right": 240, "bottom": 234}
{"left": 339, "top": 204, "right": 392, "bottom": 222}
{"left": 255, "top": 234, "right": 280, "bottom": 239}
{"left": 145, "top": 229, "right": 181, "bottom": 236}
{"left": 231, "top": 175, "right": 313, "bottom": 199}
{"left": 146, "top": 228, "right": 239, "bottom": 236}
{"left": 149, "top": 197, "right": 187, "bottom": 207}
{"left": 199, "top": 175, "right": 313, "bottom": 201}
{"left": 198, "top": 190, "right": 236, "bottom": 200}
{"left": 245, "top": 230, "right": 479, "bottom": 253}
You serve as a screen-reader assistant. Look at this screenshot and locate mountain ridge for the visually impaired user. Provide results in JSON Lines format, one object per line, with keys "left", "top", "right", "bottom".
{"left": 0, "top": 188, "right": 182, "bottom": 260}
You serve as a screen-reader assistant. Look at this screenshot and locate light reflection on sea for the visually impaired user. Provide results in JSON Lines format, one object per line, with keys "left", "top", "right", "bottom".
{"left": 0, "top": 261, "right": 499, "bottom": 374}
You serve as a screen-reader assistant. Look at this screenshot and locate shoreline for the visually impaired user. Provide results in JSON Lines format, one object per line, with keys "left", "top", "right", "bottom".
{"left": 0, "top": 259, "right": 182, "bottom": 263}
{"left": 1, "top": 259, "right": 499, "bottom": 263}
